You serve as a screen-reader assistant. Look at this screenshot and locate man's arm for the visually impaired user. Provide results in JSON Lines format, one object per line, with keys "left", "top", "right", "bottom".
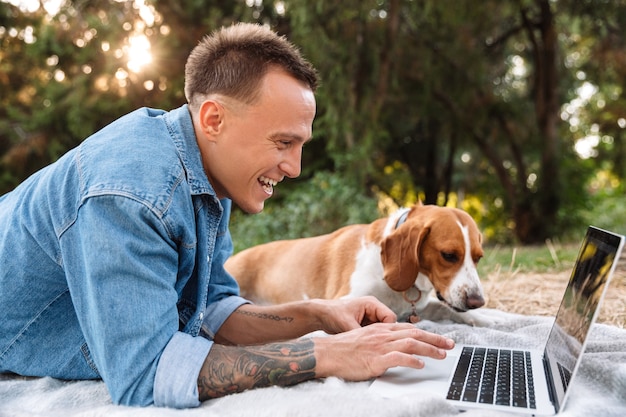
{"left": 198, "top": 297, "right": 454, "bottom": 401}
{"left": 198, "top": 338, "right": 316, "bottom": 400}
{"left": 198, "top": 321, "right": 454, "bottom": 401}
{"left": 213, "top": 296, "right": 398, "bottom": 346}
{"left": 213, "top": 301, "right": 324, "bottom": 345}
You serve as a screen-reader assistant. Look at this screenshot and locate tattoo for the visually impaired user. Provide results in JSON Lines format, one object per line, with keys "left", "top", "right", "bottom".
{"left": 234, "top": 309, "right": 294, "bottom": 323}
{"left": 198, "top": 339, "right": 316, "bottom": 400}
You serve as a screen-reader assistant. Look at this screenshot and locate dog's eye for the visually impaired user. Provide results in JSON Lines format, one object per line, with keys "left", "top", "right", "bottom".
{"left": 441, "top": 251, "right": 459, "bottom": 263}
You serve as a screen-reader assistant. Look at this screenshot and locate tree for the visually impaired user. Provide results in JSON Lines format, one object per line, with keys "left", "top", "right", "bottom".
{"left": 1, "top": 1, "right": 146, "bottom": 192}
{"left": 1, "top": 0, "right": 624, "bottom": 243}
{"left": 284, "top": 0, "right": 623, "bottom": 243}
{"left": 561, "top": 0, "right": 626, "bottom": 182}
{"left": 401, "top": 0, "right": 566, "bottom": 243}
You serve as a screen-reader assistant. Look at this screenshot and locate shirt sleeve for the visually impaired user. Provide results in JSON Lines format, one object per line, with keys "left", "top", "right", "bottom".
{"left": 59, "top": 195, "right": 195, "bottom": 406}
{"left": 200, "top": 295, "right": 250, "bottom": 340}
{"left": 153, "top": 295, "right": 249, "bottom": 408}
{"left": 153, "top": 332, "right": 212, "bottom": 408}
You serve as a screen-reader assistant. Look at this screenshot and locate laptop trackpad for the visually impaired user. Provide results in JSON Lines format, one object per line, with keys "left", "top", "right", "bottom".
{"left": 369, "top": 346, "right": 460, "bottom": 398}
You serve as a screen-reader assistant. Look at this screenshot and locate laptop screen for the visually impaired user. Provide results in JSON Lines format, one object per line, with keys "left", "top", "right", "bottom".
{"left": 543, "top": 226, "right": 624, "bottom": 411}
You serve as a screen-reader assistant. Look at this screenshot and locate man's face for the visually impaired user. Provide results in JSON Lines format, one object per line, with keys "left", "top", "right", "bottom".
{"left": 195, "top": 69, "right": 316, "bottom": 214}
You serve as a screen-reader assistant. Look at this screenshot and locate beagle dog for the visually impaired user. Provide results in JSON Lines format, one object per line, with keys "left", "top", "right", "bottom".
{"left": 225, "top": 203, "right": 494, "bottom": 326}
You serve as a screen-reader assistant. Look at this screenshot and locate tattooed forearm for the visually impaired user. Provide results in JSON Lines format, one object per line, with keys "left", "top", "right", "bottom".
{"left": 197, "top": 339, "right": 316, "bottom": 400}
{"left": 234, "top": 308, "right": 294, "bottom": 323}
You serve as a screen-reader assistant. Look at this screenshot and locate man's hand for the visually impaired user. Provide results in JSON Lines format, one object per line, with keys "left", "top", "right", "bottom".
{"left": 313, "top": 296, "right": 398, "bottom": 334}
{"left": 313, "top": 322, "right": 455, "bottom": 380}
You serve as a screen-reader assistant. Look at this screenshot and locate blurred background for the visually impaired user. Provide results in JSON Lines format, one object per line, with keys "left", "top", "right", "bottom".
{"left": 1, "top": 0, "right": 625, "bottom": 252}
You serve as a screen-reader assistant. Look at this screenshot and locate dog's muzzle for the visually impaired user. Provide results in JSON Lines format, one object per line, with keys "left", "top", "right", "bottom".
{"left": 437, "top": 291, "right": 485, "bottom": 312}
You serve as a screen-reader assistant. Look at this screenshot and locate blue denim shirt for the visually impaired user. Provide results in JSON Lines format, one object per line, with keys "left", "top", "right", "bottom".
{"left": 0, "top": 105, "right": 249, "bottom": 408}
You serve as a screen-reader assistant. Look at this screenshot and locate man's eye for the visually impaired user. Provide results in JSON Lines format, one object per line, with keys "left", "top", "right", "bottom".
{"left": 441, "top": 252, "right": 459, "bottom": 263}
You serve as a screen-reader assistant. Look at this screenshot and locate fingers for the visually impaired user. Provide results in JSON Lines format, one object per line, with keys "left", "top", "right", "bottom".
{"left": 314, "top": 323, "right": 455, "bottom": 381}
{"left": 388, "top": 332, "right": 450, "bottom": 361}
{"left": 318, "top": 296, "right": 397, "bottom": 334}
{"left": 377, "top": 350, "right": 426, "bottom": 374}
{"left": 362, "top": 296, "right": 397, "bottom": 324}
{"left": 375, "top": 323, "right": 455, "bottom": 357}
{"left": 349, "top": 295, "right": 397, "bottom": 325}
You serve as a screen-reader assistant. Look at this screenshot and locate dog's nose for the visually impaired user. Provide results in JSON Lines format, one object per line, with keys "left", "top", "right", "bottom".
{"left": 466, "top": 293, "right": 485, "bottom": 309}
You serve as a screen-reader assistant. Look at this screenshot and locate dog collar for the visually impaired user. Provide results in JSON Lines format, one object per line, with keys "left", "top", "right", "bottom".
{"left": 395, "top": 210, "right": 409, "bottom": 229}
{"left": 403, "top": 287, "right": 422, "bottom": 324}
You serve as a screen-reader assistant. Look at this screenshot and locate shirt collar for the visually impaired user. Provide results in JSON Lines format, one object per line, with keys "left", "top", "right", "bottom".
{"left": 164, "top": 104, "right": 215, "bottom": 197}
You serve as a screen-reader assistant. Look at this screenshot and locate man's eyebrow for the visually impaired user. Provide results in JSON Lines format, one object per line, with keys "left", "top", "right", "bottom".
{"left": 271, "top": 132, "right": 314, "bottom": 144}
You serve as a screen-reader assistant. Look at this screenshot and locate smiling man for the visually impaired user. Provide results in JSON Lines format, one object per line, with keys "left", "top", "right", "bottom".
{"left": 192, "top": 69, "right": 315, "bottom": 213}
{"left": 0, "top": 23, "right": 454, "bottom": 408}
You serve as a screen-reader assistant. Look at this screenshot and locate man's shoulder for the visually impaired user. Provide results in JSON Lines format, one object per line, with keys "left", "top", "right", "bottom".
{"left": 76, "top": 108, "right": 189, "bottom": 208}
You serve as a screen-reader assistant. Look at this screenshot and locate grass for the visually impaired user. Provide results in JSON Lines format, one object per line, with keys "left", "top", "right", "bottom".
{"left": 478, "top": 240, "right": 581, "bottom": 277}
{"left": 479, "top": 240, "right": 626, "bottom": 328}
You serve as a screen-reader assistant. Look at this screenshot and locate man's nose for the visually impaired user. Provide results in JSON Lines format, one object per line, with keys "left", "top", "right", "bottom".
{"left": 280, "top": 147, "right": 302, "bottom": 178}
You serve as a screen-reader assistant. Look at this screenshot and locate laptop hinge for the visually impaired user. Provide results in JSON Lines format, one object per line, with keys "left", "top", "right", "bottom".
{"left": 543, "top": 354, "right": 559, "bottom": 411}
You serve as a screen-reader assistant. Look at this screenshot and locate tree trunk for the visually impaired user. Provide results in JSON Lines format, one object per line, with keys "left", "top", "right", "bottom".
{"left": 516, "top": 0, "right": 560, "bottom": 243}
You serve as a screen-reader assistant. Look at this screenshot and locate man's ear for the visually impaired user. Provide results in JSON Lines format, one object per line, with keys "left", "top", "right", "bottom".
{"left": 198, "top": 100, "right": 224, "bottom": 137}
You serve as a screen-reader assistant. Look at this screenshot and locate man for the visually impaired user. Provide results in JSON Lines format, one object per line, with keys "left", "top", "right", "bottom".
{"left": 0, "top": 23, "right": 454, "bottom": 408}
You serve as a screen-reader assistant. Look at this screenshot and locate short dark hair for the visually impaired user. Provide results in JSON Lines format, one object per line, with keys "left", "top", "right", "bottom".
{"left": 184, "top": 22, "right": 319, "bottom": 110}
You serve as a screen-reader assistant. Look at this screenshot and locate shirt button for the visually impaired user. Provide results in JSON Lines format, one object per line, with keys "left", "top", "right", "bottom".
{"left": 199, "top": 312, "right": 204, "bottom": 321}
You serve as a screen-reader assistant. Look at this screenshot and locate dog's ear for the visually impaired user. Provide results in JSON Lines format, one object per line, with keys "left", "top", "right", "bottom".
{"left": 381, "top": 224, "right": 430, "bottom": 292}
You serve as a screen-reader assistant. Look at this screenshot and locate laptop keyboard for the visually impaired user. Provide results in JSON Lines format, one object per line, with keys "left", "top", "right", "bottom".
{"left": 446, "top": 346, "right": 537, "bottom": 409}
{"left": 557, "top": 362, "right": 571, "bottom": 389}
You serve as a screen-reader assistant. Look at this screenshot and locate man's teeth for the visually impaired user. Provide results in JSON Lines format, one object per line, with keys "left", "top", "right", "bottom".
{"left": 259, "top": 176, "right": 277, "bottom": 186}
{"left": 259, "top": 176, "right": 277, "bottom": 194}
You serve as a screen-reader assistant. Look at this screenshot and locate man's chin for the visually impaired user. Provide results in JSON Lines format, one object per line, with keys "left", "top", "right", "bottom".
{"left": 235, "top": 199, "right": 266, "bottom": 214}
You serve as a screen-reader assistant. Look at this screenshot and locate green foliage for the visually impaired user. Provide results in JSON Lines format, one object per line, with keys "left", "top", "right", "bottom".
{"left": 1, "top": 0, "right": 625, "bottom": 243}
{"left": 579, "top": 171, "right": 626, "bottom": 236}
{"left": 582, "top": 193, "right": 626, "bottom": 237}
{"left": 229, "top": 171, "right": 380, "bottom": 253}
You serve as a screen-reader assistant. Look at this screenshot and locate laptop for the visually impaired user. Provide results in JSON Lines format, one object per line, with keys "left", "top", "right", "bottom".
{"left": 369, "top": 226, "right": 625, "bottom": 415}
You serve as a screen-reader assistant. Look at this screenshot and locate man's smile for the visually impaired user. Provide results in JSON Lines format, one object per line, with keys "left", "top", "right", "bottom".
{"left": 258, "top": 176, "right": 278, "bottom": 196}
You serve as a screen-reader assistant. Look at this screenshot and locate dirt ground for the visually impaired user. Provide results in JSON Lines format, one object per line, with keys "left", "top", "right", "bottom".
{"left": 482, "top": 253, "right": 626, "bottom": 329}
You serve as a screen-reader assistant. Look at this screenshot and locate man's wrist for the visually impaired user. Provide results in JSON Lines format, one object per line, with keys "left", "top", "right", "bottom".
{"left": 299, "top": 299, "right": 329, "bottom": 332}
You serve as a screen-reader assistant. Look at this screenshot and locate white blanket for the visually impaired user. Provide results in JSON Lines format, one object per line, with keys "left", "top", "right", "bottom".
{"left": 1, "top": 310, "right": 625, "bottom": 417}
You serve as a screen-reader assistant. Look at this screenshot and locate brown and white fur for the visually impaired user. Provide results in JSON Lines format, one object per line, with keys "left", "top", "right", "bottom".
{"left": 226, "top": 203, "right": 495, "bottom": 326}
